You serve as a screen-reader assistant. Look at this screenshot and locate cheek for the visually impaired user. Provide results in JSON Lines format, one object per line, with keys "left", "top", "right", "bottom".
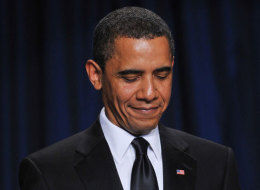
{"left": 110, "top": 82, "right": 137, "bottom": 104}
{"left": 158, "top": 80, "right": 172, "bottom": 102}
{"left": 117, "top": 83, "right": 137, "bottom": 102}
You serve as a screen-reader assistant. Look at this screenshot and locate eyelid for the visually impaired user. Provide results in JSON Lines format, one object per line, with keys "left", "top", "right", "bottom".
{"left": 116, "top": 69, "right": 171, "bottom": 82}
{"left": 122, "top": 75, "right": 140, "bottom": 82}
{"left": 119, "top": 73, "right": 141, "bottom": 82}
{"left": 154, "top": 70, "right": 171, "bottom": 79}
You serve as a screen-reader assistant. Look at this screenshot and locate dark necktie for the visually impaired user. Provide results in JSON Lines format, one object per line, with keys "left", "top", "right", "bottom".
{"left": 131, "top": 137, "right": 159, "bottom": 190}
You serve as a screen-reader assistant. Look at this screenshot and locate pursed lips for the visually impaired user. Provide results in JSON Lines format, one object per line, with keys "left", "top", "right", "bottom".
{"left": 130, "top": 106, "right": 159, "bottom": 110}
{"left": 128, "top": 105, "right": 161, "bottom": 117}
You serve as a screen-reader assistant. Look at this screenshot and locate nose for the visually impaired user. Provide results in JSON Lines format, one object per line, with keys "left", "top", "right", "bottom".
{"left": 136, "top": 76, "right": 158, "bottom": 102}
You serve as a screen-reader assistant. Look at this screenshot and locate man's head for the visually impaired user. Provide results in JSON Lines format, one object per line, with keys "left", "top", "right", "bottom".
{"left": 86, "top": 7, "right": 174, "bottom": 135}
{"left": 93, "top": 6, "right": 174, "bottom": 71}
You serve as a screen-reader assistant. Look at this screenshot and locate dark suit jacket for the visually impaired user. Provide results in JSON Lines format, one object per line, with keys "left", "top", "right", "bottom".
{"left": 19, "top": 120, "right": 240, "bottom": 190}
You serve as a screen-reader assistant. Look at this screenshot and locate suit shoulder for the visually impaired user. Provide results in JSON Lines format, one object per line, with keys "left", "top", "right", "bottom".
{"left": 161, "top": 125, "right": 229, "bottom": 153}
{"left": 26, "top": 129, "right": 88, "bottom": 163}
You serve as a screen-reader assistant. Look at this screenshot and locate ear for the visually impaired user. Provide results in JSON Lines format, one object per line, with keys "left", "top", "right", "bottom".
{"left": 85, "top": 59, "right": 103, "bottom": 90}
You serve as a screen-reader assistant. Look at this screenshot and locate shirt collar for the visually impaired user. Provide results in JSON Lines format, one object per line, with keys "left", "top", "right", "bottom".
{"left": 99, "top": 107, "right": 161, "bottom": 163}
{"left": 141, "top": 127, "right": 161, "bottom": 161}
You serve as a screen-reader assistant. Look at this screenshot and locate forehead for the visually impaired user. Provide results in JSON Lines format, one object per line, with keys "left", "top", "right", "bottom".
{"left": 107, "top": 37, "right": 172, "bottom": 70}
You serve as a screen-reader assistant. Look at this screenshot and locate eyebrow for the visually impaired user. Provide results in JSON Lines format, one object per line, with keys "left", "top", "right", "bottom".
{"left": 154, "top": 66, "right": 172, "bottom": 73}
{"left": 116, "top": 66, "right": 172, "bottom": 76}
{"left": 117, "top": 69, "right": 143, "bottom": 75}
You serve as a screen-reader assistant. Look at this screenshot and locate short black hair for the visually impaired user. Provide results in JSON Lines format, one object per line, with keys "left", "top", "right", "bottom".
{"left": 93, "top": 6, "right": 174, "bottom": 71}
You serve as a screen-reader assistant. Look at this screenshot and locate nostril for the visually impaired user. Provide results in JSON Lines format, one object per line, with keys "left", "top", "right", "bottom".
{"left": 136, "top": 90, "right": 158, "bottom": 103}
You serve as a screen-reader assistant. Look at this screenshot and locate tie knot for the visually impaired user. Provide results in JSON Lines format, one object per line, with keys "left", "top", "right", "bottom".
{"left": 132, "top": 137, "right": 149, "bottom": 155}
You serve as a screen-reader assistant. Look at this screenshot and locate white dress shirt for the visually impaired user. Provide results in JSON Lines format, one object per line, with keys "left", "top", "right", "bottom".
{"left": 99, "top": 107, "right": 163, "bottom": 190}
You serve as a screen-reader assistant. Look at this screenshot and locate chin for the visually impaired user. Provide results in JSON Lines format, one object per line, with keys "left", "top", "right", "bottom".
{"left": 129, "top": 120, "right": 159, "bottom": 135}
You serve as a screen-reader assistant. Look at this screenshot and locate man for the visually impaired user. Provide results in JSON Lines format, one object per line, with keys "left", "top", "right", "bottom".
{"left": 19, "top": 7, "right": 240, "bottom": 190}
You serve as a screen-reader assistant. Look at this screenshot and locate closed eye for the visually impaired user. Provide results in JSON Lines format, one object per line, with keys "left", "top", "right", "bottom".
{"left": 154, "top": 71, "right": 171, "bottom": 80}
{"left": 121, "top": 75, "right": 140, "bottom": 82}
{"left": 116, "top": 69, "right": 143, "bottom": 83}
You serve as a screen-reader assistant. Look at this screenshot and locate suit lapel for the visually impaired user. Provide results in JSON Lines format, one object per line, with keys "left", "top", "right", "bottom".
{"left": 159, "top": 125, "right": 197, "bottom": 190}
{"left": 73, "top": 120, "right": 123, "bottom": 190}
{"left": 73, "top": 120, "right": 196, "bottom": 190}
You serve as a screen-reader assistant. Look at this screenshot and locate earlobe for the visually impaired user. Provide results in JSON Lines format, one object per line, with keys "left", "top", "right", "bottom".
{"left": 85, "top": 59, "right": 103, "bottom": 90}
